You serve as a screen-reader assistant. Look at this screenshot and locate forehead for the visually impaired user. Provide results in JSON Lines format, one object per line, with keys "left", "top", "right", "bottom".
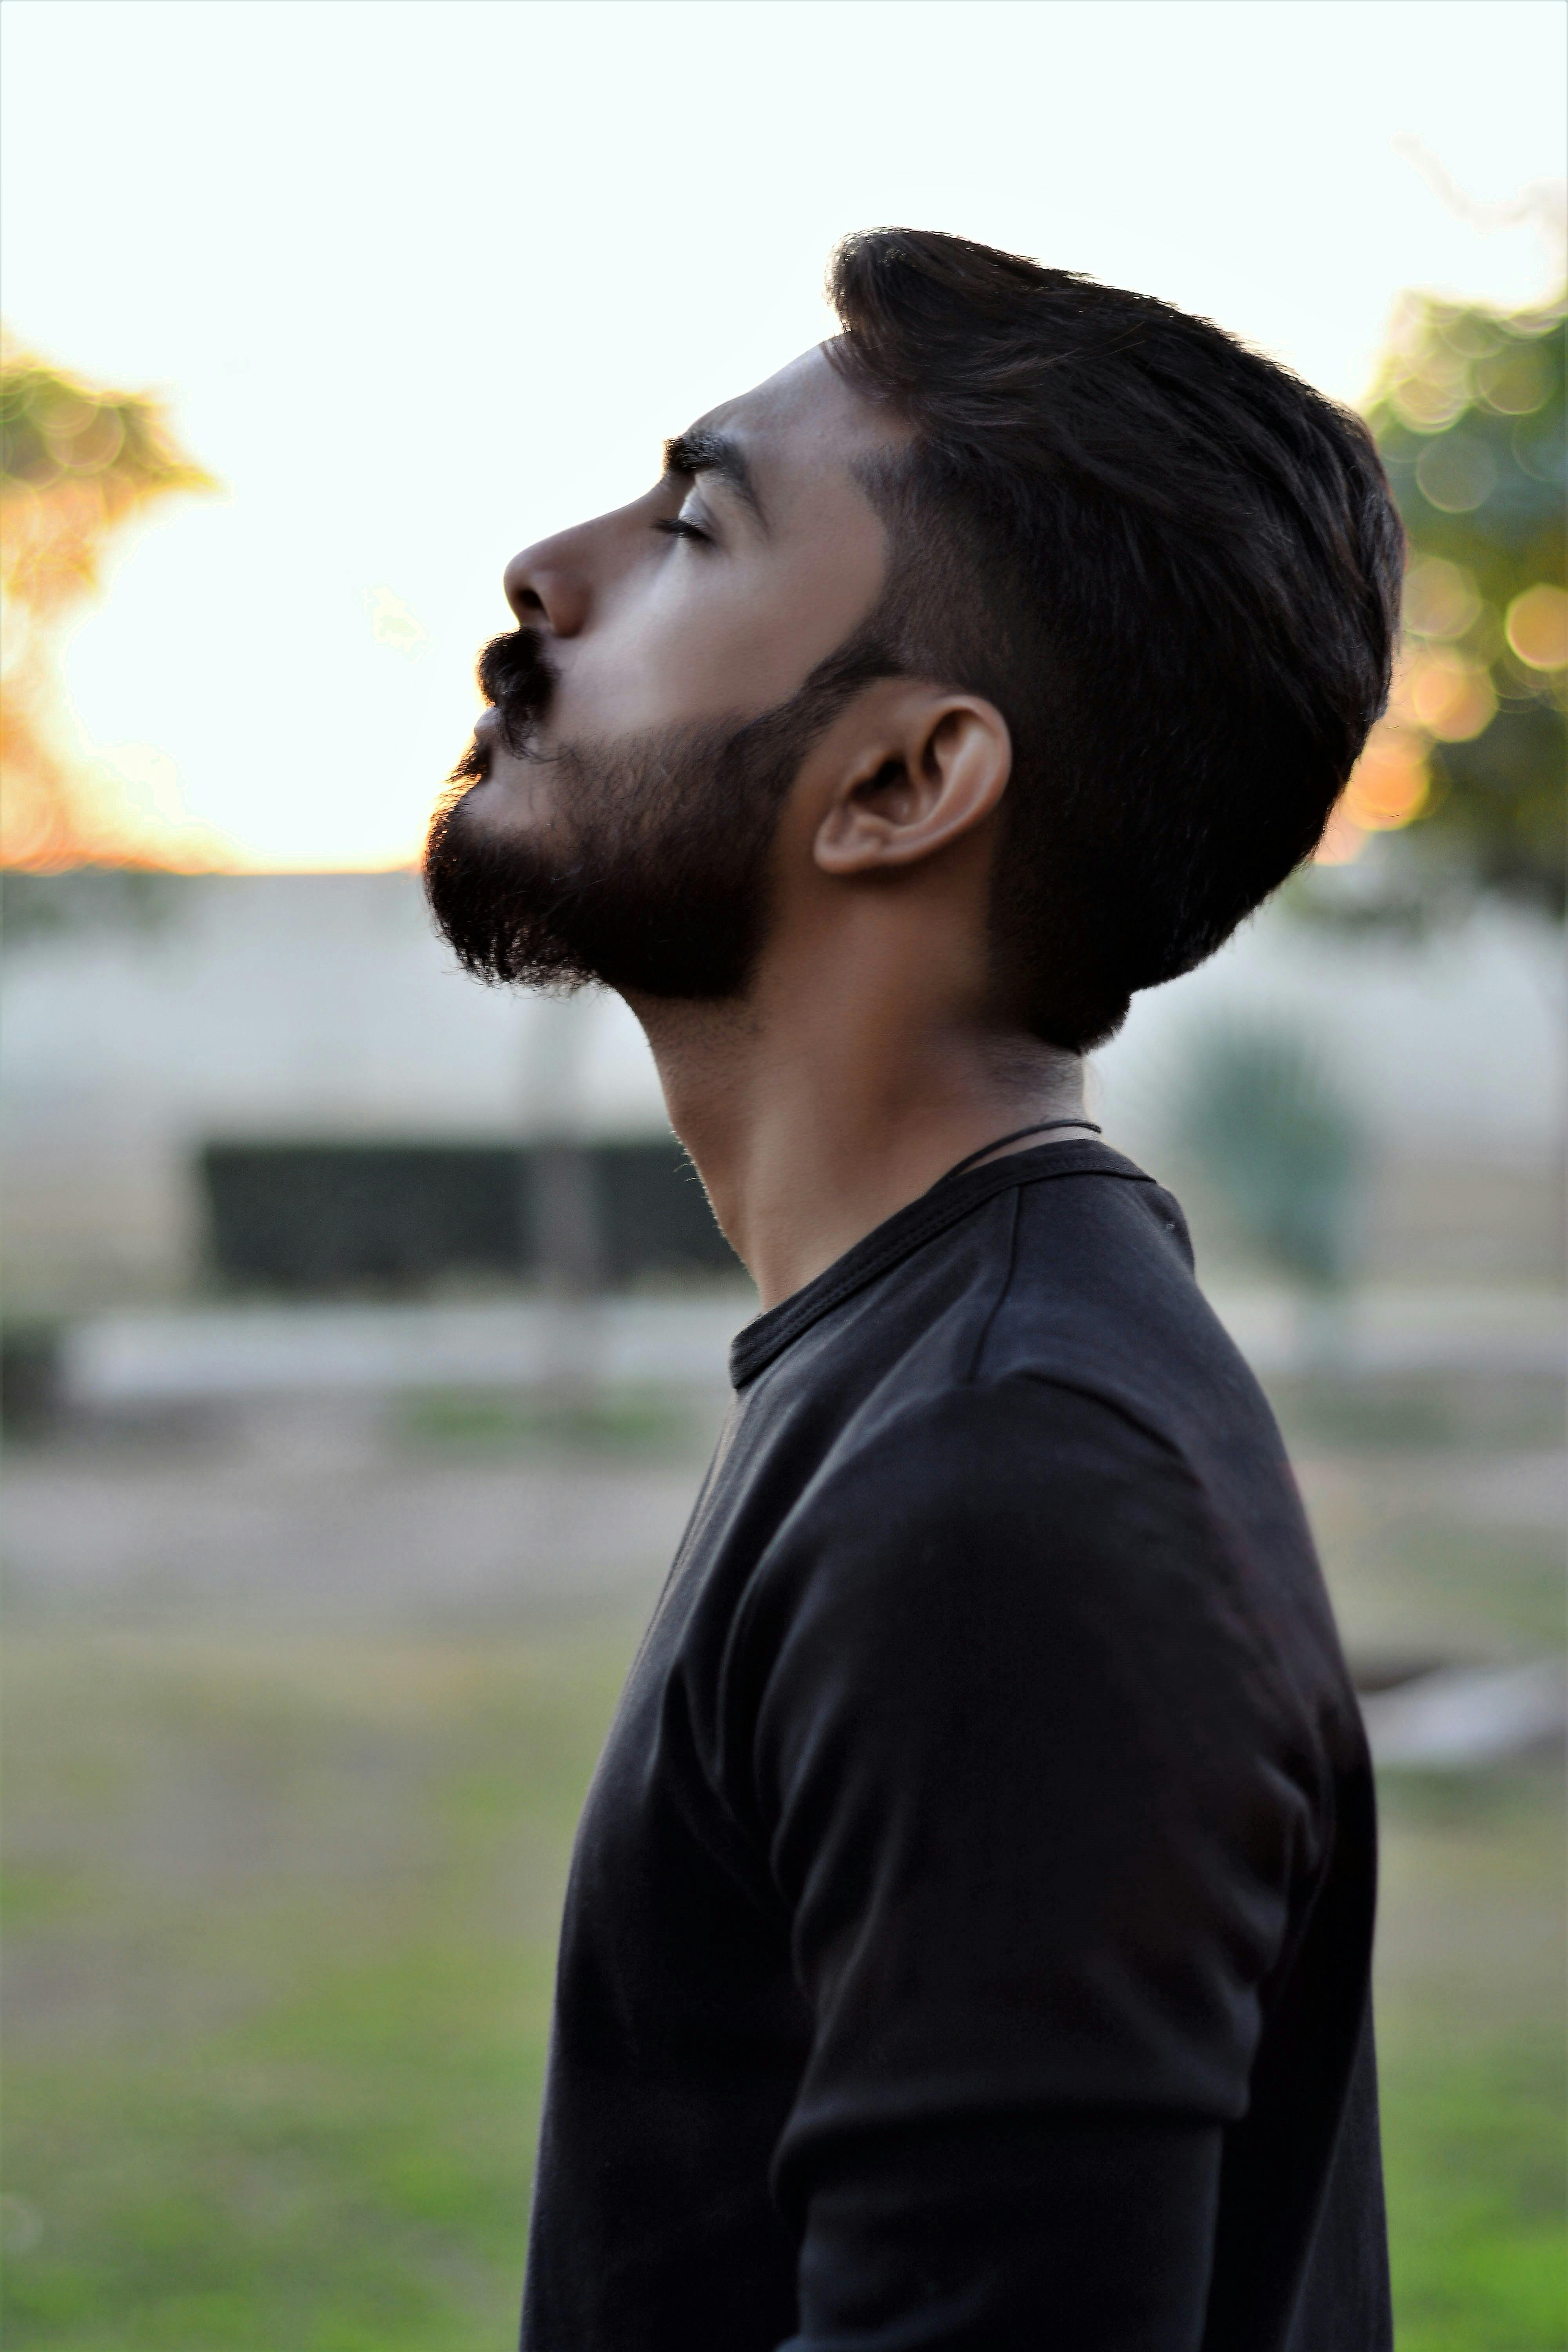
{"left": 694, "top": 343, "right": 907, "bottom": 512}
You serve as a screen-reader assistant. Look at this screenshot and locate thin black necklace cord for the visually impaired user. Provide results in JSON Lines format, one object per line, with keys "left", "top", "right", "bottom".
{"left": 941, "top": 1118, "right": 1103, "bottom": 1185}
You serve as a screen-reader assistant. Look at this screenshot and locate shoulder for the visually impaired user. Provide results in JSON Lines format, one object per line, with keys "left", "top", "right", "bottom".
{"left": 796, "top": 1370, "right": 1201, "bottom": 1559}
{"left": 728, "top": 1373, "right": 1332, "bottom": 1916}
{"left": 738, "top": 1374, "right": 1258, "bottom": 1714}
{"left": 728, "top": 1362, "right": 1348, "bottom": 1788}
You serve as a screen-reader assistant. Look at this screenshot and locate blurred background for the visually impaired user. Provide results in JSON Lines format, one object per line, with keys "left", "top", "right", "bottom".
{"left": 2, "top": 4, "right": 1563, "bottom": 2347}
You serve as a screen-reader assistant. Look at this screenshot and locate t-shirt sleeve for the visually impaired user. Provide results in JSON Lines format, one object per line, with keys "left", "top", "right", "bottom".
{"left": 731, "top": 1375, "right": 1320, "bottom": 2352}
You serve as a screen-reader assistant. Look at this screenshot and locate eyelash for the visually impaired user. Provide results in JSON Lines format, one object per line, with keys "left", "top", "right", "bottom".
{"left": 653, "top": 515, "right": 712, "bottom": 546}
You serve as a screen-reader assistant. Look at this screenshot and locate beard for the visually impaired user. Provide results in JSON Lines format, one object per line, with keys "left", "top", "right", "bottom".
{"left": 424, "top": 627, "right": 894, "bottom": 1001}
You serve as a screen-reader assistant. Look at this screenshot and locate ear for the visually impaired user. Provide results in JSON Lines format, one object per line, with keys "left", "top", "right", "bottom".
{"left": 813, "top": 692, "right": 1012, "bottom": 876}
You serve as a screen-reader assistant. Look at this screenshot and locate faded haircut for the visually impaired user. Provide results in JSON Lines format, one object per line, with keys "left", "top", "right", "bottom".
{"left": 823, "top": 229, "right": 1405, "bottom": 1049}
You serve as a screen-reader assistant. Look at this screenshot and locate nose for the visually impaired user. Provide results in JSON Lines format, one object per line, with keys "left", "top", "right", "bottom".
{"left": 503, "top": 528, "right": 593, "bottom": 639}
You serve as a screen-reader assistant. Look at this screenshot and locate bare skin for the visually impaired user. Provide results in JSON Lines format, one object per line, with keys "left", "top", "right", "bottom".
{"left": 473, "top": 346, "right": 1094, "bottom": 1309}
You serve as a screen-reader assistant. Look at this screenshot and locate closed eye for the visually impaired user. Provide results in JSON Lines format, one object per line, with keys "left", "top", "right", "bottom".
{"left": 653, "top": 515, "right": 713, "bottom": 546}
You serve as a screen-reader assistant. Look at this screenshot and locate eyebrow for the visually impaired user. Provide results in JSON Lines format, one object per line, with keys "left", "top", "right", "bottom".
{"left": 662, "top": 427, "right": 768, "bottom": 532}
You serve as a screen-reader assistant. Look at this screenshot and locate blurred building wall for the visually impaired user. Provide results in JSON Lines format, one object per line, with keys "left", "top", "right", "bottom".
{"left": 0, "top": 874, "right": 666, "bottom": 1305}
{"left": 1095, "top": 899, "right": 1564, "bottom": 1161}
{"left": 1095, "top": 895, "right": 1563, "bottom": 1284}
{"left": 1, "top": 872, "right": 1561, "bottom": 1306}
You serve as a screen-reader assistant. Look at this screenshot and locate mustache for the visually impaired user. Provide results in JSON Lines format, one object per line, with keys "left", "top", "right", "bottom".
{"left": 450, "top": 628, "right": 557, "bottom": 782}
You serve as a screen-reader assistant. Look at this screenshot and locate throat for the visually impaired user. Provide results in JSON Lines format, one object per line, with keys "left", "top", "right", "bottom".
{"left": 631, "top": 992, "right": 1087, "bottom": 1312}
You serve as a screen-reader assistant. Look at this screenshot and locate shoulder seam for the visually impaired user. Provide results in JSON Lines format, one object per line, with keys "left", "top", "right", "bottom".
{"left": 962, "top": 1184, "right": 1021, "bottom": 1386}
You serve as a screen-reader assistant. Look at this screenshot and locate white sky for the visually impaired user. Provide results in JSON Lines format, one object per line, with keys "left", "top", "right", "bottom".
{"left": 3, "top": 0, "right": 1564, "bottom": 870}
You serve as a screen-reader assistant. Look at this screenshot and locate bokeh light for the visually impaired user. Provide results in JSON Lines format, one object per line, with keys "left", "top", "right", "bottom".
{"left": 1506, "top": 582, "right": 1568, "bottom": 670}
{"left": 1334, "top": 720, "right": 1433, "bottom": 854}
{"left": 1401, "top": 645, "right": 1499, "bottom": 742}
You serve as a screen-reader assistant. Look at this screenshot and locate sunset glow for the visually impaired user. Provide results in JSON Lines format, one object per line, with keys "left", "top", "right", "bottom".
{"left": 2, "top": 0, "right": 1564, "bottom": 873}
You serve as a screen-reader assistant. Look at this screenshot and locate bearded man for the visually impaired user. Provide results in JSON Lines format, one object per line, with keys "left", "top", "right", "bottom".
{"left": 425, "top": 229, "right": 1400, "bottom": 2352}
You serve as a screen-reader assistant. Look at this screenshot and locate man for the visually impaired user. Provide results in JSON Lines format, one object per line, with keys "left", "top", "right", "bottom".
{"left": 425, "top": 229, "right": 1401, "bottom": 2351}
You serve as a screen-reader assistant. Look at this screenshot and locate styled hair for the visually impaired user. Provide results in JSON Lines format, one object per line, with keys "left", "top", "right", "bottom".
{"left": 825, "top": 229, "right": 1405, "bottom": 1049}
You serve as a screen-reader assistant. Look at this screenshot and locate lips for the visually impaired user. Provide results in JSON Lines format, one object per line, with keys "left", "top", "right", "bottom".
{"left": 462, "top": 704, "right": 506, "bottom": 782}
{"left": 474, "top": 627, "right": 555, "bottom": 756}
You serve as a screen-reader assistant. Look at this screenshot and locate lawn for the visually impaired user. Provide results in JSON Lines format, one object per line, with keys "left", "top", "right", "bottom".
{"left": 2, "top": 1365, "right": 1564, "bottom": 2348}
{"left": 1377, "top": 1768, "right": 1566, "bottom": 2351}
{"left": 2, "top": 1629, "right": 621, "bottom": 2351}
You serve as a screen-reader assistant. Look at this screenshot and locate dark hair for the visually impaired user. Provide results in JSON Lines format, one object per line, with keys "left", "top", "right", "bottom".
{"left": 826, "top": 229, "right": 1405, "bottom": 1049}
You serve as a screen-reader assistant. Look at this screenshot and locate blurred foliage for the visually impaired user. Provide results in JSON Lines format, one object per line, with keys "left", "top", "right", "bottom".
{"left": 1317, "top": 287, "right": 1566, "bottom": 917}
{"left": 1, "top": 345, "right": 215, "bottom": 610}
{"left": 0, "top": 334, "right": 217, "bottom": 869}
{"left": 1176, "top": 1027, "right": 1370, "bottom": 1290}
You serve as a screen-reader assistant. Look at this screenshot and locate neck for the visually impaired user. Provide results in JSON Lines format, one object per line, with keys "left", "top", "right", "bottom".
{"left": 630, "top": 918, "right": 1087, "bottom": 1312}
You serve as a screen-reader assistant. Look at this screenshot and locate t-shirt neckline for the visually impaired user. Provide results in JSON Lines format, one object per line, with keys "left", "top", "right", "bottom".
{"left": 728, "top": 1137, "right": 1149, "bottom": 1388}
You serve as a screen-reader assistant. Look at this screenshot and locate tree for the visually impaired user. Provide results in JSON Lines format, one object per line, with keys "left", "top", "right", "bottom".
{"left": 1174, "top": 1026, "right": 1370, "bottom": 1292}
{"left": 1318, "top": 289, "right": 1566, "bottom": 912}
{"left": 1, "top": 335, "right": 217, "bottom": 867}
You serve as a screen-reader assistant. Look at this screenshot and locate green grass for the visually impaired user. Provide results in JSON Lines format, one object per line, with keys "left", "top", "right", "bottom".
{"left": 2, "top": 1630, "right": 635, "bottom": 2351}
{"left": 3, "top": 1364, "right": 1564, "bottom": 2346}
{"left": 1376, "top": 1768, "right": 1567, "bottom": 2350}
{"left": 5, "top": 1634, "right": 1564, "bottom": 2348}
{"left": 1269, "top": 1368, "right": 1567, "bottom": 1457}
{"left": 1382, "top": 2027, "right": 1567, "bottom": 2352}
{"left": 390, "top": 1384, "right": 699, "bottom": 1456}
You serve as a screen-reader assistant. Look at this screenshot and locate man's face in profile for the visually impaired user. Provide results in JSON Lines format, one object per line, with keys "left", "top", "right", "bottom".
{"left": 425, "top": 348, "right": 901, "bottom": 998}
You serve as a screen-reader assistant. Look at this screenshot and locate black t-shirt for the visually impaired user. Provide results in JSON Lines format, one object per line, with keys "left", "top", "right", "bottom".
{"left": 520, "top": 1142, "right": 1392, "bottom": 2351}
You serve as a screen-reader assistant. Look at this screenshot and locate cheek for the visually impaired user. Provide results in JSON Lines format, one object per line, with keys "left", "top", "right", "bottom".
{"left": 596, "top": 582, "right": 798, "bottom": 722}
{"left": 587, "top": 555, "right": 875, "bottom": 728}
